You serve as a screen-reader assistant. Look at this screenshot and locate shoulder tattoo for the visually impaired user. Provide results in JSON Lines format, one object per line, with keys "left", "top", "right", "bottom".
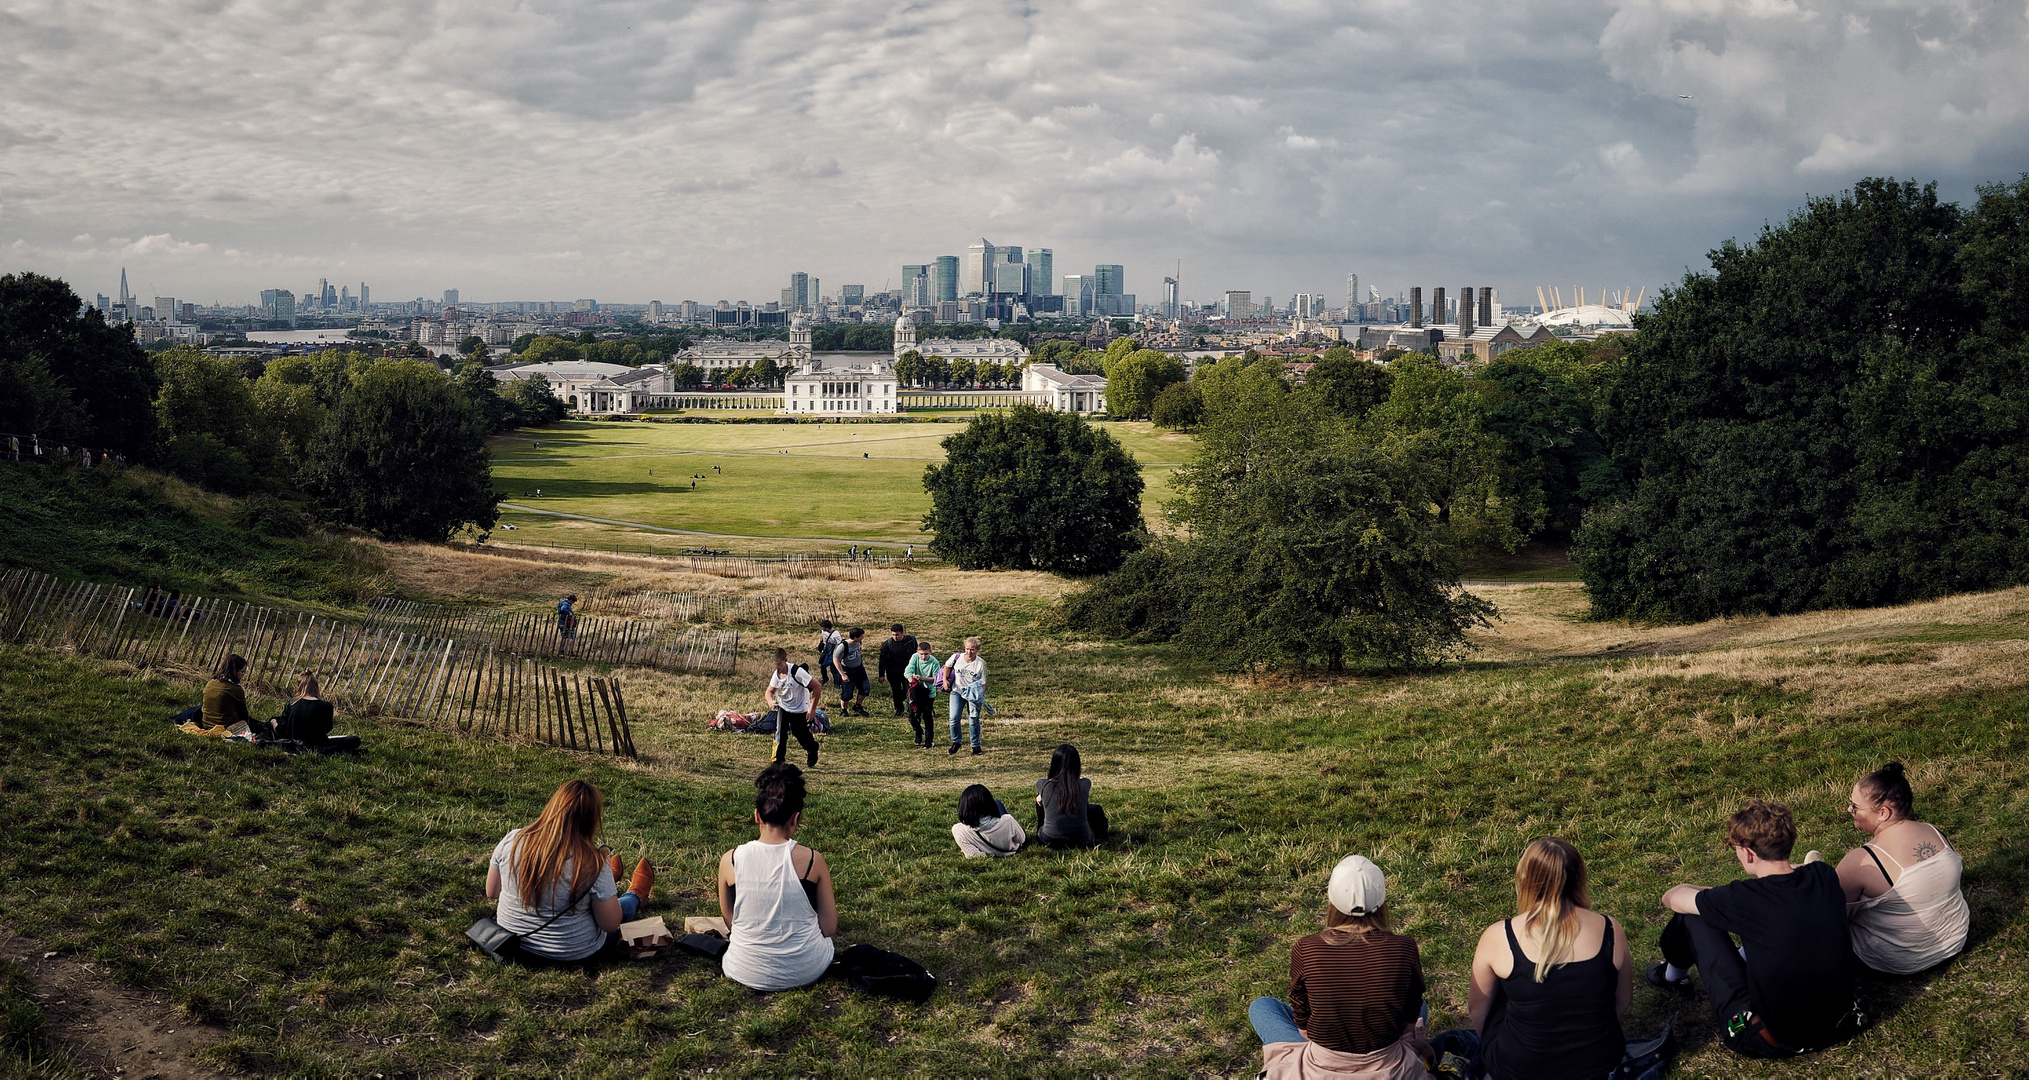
{"left": 1913, "top": 841, "right": 1940, "bottom": 861}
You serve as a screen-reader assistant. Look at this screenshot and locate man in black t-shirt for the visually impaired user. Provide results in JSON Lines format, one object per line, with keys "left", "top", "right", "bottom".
{"left": 1650, "top": 800, "right": 1857, "bottom": 1057}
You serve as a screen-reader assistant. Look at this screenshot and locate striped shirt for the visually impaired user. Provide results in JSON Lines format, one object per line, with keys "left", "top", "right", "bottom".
{"left": 1288, "top": 929, "right": 1425, "bottom": 1053}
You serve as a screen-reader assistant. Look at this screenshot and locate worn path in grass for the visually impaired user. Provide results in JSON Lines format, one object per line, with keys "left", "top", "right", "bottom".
{"left": 4, "top": 553, "right": 2028, "bottom": 1076}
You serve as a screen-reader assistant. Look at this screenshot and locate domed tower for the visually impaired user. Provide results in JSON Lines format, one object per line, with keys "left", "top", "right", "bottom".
{"left": 789, "top": 313, "right": 813, "bottom": 366}
{"left": 892, "top": 312, "right": 916, "bottom": 357}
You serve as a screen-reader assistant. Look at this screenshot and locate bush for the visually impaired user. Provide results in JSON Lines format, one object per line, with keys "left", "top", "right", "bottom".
{"left": 301, "top": 359, "right": 502, "bottom": 542}
{"left": 921, "top": 405, "right": 1144, "bottom": 574}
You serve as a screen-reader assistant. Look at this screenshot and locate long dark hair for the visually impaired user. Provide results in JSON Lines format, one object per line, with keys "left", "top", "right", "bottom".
{"left": 1046, "top": 743, "right": 1082, "bottom": 816}
{"left": 958, "top": 784, "right": 998, "bottom": 828}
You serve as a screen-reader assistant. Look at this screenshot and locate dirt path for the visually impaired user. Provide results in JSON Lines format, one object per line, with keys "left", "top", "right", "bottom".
{"left": 0, "top": 928, "right": 223, "bottom": 1078}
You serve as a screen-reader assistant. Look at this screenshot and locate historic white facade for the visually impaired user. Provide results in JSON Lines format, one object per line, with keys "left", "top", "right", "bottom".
{"left": 1021, "top": 363, "right": 1107, "bottom": 414}
{"left": 892, "top": 314, "right": 1025, "bottom": 362}
{"left": 782, "top": 316, "right": 898, "bottom": 414}
{"left": 488, "top": 360, "right": 674, "bottom": 414}
{"left": 674, "top": 337, "right": 806, "bottom": 373}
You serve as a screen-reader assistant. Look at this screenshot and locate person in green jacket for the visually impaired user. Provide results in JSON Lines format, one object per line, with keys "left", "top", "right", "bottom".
{"left": 902, "top": 640, "right": 941, "bottom": 748}
{"left": 201, "top": 654, "right": 252, "bottom": 730}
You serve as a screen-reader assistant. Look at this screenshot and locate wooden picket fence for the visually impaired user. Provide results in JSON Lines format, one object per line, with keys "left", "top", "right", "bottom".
{"left": 579, "top": 586, "right": 836, "bottom": 627}
{"left": 363, "top": 598, "right": 741, "bottom": 671}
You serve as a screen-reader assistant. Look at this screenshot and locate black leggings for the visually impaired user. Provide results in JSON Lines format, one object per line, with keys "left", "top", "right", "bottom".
{"left": 770, "top": 709, "right": 819, "bottom": 763}
{"left": 907, "top": 684, "right": 934, "bottom": 741}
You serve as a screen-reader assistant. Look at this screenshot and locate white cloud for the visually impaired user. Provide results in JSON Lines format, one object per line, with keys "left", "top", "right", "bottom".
{"left": 0, "top": 0, "right": 2023, "bottom": 306}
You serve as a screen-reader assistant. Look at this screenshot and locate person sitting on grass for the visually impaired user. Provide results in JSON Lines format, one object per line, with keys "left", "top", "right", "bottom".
{"left": 1034, "top": 743, "right": 1107, "bottom": 848}
{"left": 1649, "top": 800, "right": 1856, "bottom": 1059}
{"left": 1460, "top": 838, "right": 1630, "bottom": 1080}
{"left": 719, "top": 762, "right": 838, "bottom": 991}
{"left": 903, "top": 639, "right": 940, "bottom": 748}
{"left": 201, "top": 654, "right": 252, "bottom": 730}
{"left": 275, "top": 670, "right": 334, "bottom": 744}
{"left": 485, "top": 779, "right": 655, "bottom": 963}
{"left": 1249, "top": 855, "right": 1433, "bottom": 1079}
{"left": 1828, "top": 761, "right": 1970, "bottom": 975}
{"left": 952, "top": 783, "right": 1025, "bottom": 857}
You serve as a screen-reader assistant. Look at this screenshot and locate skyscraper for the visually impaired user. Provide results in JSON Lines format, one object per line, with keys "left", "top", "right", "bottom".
{"left": 1027, "top": 249, "right": 1053, "bottom": 297}
{"left": 932, "top": 256, "right": 959, "bottom": 303}
{"left": 443, "top": 289, "right": 459, "bottom": 307}
{"left": 789, "top": 272, "right": 810, "bottom": 312}
{"left": 1062, "top": 275, "right": 1092, "bottom": 318}
{"left": 118, "top": 268, "right": 129, "bottom": 306}
{"left": 1094, "top": 264, "right": 1124, "bottom": 297}
{"left": 1225, "top": 291, "right": 1251, "bottom": 318}
{"left": 964, "top": 239, "right": 994, "bottom": 295}
{"left": 359, "top": 282, "right": 370, "bottom": 310}
{"left": 1162, "top": 277, "right": 1179, "bottom": 318}
{"left": 1346, "top": 274, "right": 1359, "bottom": 314}
{"left": 841, "top": 284, "right": 863, "bottom": 307}
{"left": 902, "top": 264, "right": 929, "bottom": 307}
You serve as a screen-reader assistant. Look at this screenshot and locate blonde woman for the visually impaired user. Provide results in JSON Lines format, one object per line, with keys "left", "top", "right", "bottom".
{"left": 1466, "top": 838, "right": 1629, "bottom": 1079}
{"left": 484, "top": 780, "right": 654, "bottom": 962}
{"left": 942, "top": 636, "right": 987, "bottom": 755}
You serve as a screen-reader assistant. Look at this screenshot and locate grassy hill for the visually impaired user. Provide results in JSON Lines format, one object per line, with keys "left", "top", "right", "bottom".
{"left": 2, "top": 530, "right": 2026, "bottom": 1076}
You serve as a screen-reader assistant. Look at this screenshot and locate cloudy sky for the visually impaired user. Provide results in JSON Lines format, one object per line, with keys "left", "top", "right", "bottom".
{"left": 4, "top": 0, "right": 2027, "bottom": 309}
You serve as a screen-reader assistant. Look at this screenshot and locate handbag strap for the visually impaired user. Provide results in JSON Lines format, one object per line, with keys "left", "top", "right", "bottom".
{"left": 510, "top": 879, "right": 594, "bottom": 942}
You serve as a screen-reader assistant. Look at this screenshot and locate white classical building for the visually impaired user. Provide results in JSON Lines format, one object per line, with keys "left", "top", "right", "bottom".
{"left": 781, "top": 316, "right": 899, "bottom": 415}
{"left": 1021, "top": 363, "right": 1108, "bottom": 414}
{"left": 893, "top": 314, "right": 1025, "bottom": 362}
{"left": 487, "top": 360, "right": 675, "bottom": 414}
{"left": 674, "top": 337, "right": 805, "bottom": 374}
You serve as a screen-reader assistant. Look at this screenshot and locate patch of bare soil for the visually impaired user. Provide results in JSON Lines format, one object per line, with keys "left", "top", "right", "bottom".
{"left": 0, "top": 928, "right": 224, "bottom": 1079}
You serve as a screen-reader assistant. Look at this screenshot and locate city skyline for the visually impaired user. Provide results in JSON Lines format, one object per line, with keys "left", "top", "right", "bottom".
{"left": 5, "top": 1, "right": 2027, "bottom": 305}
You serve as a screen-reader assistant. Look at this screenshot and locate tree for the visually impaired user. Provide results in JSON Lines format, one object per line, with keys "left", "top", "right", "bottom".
{"left": 1103, "top": 348, "right": 1188, "bottom": 418}
{"left": 893, "top": 351, "right": 922, "bottom": 388}
{"left": 151, "top": 346, "right": 269, "bottom": 493}
{"left": 301, "top": 359, "right": 502, "bottom": 541}
{"left": 0, "top": 272, "right": 159, "bottom": 458}
{"left": 752, "top": 356, "right": 781, "bottom": 389}
{"left": 1307, "top": 346, "right": 1394, "bottom": 418}
{"left": 506, "top": 373, "right": 568, "bottom": 425}
{"left": 1574, "top": 176, "right": 2019, "bottom": 619}
{"left": 520, "top": 336, "right": 581, "bottom": 364}
{"left": 458, "top": 335, "right": 485, "bottom": 356}
{"left": 1149, "top": 380, "right": 1203, "bottom": 429}
{"left": 1370, "top": 354, "right": 1539, "bottom": 556}
{"left": 921, "top": 405, "right": 1144, "bottom": 573}
{"left": 670, "top": 363, "right": 705, "bottom": 389}
{"left": 948, "top": 357, "right": 977, "bottom": 387}
{"left": 453, "top": 360, "right": 516, "bottom": 433}
{"left": 1478, "top": 351, "right": 1620, "bottom": 533}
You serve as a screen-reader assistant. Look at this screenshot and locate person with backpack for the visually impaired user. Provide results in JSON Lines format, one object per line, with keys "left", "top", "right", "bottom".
{"left": 813, "top": 620, "right": 842, "bottom": 691}
{"left": 903, "top": 639, "right": 940, "bottom": 747}
{"left": 833, "top": 627, "right": 871, "bottom": 717}
{"left": 952, "top": 783, "right": 1025, "bottom": 857}
{"left": 719, "top": 763, "right": 837, "bottom": 991}
{"left": 764, "top": 647, "right": 822, "bottom": 767}
{"left": 556, "top": 594, "right": 579, "bottom": 656}
{"left": 484, "top": 780, "right": 655, "bottom": 962}
{"left": 876, "top": 623, "right": 918, "bottom": 719}
{"left": 1033, "top": 743, "right": 1107, "bottom": 848}
{"left": 1648, "top": 800, "right": 1856, "bottom": 1059}
{"left": 942, "top": 635, "right": 987, "bottom": 755}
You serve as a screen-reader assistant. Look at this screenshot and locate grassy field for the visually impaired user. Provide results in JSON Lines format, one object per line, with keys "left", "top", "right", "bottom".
{"left": 3, "top": 538, "right": 2026, "bottom": 1077}
{"left": 488, "top": 419, "right": 1197, "bottom": 549}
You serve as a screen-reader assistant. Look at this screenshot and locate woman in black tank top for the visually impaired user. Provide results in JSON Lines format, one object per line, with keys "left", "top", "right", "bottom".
{"left": 1470, "top": 838, "right": 1629, "bottom": 1080}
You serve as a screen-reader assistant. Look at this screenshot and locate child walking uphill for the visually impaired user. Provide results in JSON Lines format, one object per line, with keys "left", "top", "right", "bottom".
{"left": 903, "top": 640, "right": 940, "bottom": 748}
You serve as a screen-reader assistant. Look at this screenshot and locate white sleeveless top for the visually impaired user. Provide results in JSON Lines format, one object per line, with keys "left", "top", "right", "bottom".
{"left": 1847, "top": 825, "right": 1970, "bottom": 975}
{"left": 722, "top": 839, "right": 834, "bottom": 991}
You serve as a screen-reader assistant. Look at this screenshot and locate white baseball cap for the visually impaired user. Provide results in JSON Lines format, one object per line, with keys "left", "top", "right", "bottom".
{"left": 1328, "top": 855, "right": 1386, "bottom": 916}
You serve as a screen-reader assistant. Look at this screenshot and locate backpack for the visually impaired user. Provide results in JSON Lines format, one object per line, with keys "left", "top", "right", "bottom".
{"left": 837, "top": 943, "right": 937, "bottom": 1003}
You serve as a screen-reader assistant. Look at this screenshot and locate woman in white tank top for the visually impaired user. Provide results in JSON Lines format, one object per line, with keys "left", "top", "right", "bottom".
{"left": 1831, "top": 762, "right": 1969, "bottom": 975}
{"left": 718, "top": 763, "right": 837, "bottom": 990}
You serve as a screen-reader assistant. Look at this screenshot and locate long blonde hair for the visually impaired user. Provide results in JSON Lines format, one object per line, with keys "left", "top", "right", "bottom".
{"left": 512, "top": 781, "right": 604, "bottom": 912}
{"left": 296, "top": 670, "right": 321, "bottom": 698}
{"left": 1515, "top": 837, "right": 1590, "bottom": 982}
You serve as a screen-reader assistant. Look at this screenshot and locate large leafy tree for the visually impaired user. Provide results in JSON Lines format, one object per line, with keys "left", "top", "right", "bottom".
{"left": 301, "top": 359, "right": 502, "bottom": 540}
{"left": 1306, "top": 346, "right": 1394, "bottom": 419}
{"left": 0, "top": 272, "right": 159, "bottom": 458}
{"left": 1576, "top": 176, "right": 2029, "bottom": 619}
{"left": 921, "top": 405, "right": 1144, "bottom": 573}
{"left": 1103, "top": 348, "right": 1188, "bottom": 419}
{"left": 1370, "top": 354, "right": 1540, "bottom": 556}
{"left": 151, "top": 346, "right": 271, "bottom": 493}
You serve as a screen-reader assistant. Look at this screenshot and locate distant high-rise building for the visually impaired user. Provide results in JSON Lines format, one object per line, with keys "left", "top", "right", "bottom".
{"left": 1162, "top": 277, "right": 1179, "bottom": 318}
{"left": 1346, "top": 274, "right": 1359, "bottom": 314}
{"left": 182, "top": 303, "right": 196, "bottom": 322}
{"left": 1027, "top": 249, "right": 1053, "bottom": 298}
{"left": 932, "top": 256, "right": 959, "bottom": 303}
{"left": 1225, "top": 291, "right": 1251, "bottom": 318}
{"left": 359, "top": 282, "right": 370, "bottom": 309}
{"left": 648, "top": 301, "right": 664, "bottom": 321}
{"left": 575, "top": 299, "right": 597, "bottom": 313}
{"left": 443, "top": 289, "right": 459, "bottom": 307}
{"left": 781, "top": 288, "right": 795, "bottom": 310}
{"left": 118, "top": 268, "right": 130, "bottom": 306}
{"left": 340, "top": 285, "right": 352, "bottom": 311}
{"left": 991, "top": 261, "right": 1026, "bottom": 296}
{"left": 680, "top": 300, "right": 699, "bottom": 321}
{"left": 94, "top": 294, "right": 110, "bottom": 314}
{"left": 841, "top": 284, "right": 864, "bottom": 307}
{"left": 811, "top": 277, "right": 820, "bottom": 311}
{"left": 260, "top": 289, "right": 296, "bottom": 322}
{"left": 901, "top": 264, "right": 929, "bottom": 307}
{"left": 154, "top": 297, "right": 177, "bottom": 323}
{"left": 1094, "top": 264, "right": 1124, "bottom": 298}
{"left": 1062, "top": 275, "right": 1092, "bottom": 319}
{"left": 789, "top": 273, "right": 810, "bottom": 311}
{"left": 964, "top": 240, "right": 993, "bottom": 295}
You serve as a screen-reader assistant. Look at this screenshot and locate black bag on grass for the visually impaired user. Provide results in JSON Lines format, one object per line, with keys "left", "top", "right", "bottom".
{"left": 839, "top": 943, "right": 936, "bottom": 1003}
{"left": 465, "top": 887, "right": 588, "bottom": 963}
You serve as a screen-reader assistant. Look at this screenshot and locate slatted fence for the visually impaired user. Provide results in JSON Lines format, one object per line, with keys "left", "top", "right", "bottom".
{"left": 578, "top": 587, "right": 836, "bottom": 626}
{"left": 363, "top": 598, "right": 741, "bottom": 671}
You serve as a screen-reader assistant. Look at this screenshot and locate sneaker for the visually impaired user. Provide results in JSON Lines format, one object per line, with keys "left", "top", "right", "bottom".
{"left": 1803, "top": 850, "right": 1824, "bottom": 864}
{"left": 628, "top": 859, "right": 655, "bottom": 901}
{"left": 971, "top": 746, "right": 983, "bottom": 755}
{"left": 948, "top": 741, "right": 960, "bottom": 755}
{"left": 1645, "top": 962, "right": 1692, "bottom": 994}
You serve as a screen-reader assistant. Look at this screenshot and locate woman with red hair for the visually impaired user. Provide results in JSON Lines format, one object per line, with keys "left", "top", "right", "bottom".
{"left": 484, "top": 780, "right": 654, "bottom": 962}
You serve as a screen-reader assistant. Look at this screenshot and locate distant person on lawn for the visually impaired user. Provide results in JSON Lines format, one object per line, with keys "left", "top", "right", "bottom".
{"left": 1462, "top": 838, "right": 1630, "bottom": 1079}
{"left": 833, "top": 627, "right": 871, "bottom": 717}
{"left": 943, "top": 636, "right": 987, "bottom": 755}
{"left": 876, "top": 623, "right": 918, "bottom": 720}
{"left": 1249, "top": 855, "right": 1433, "bottom": 1079}
{"left": 764, "top": 647, "right": 822, "bottom": 768}
{"left": 201, "top": 654, "right": 252, "bottom": 730}
{"left": 719, "top": 763, "right": 838, "bottom": 991}
{"left": 1033, "top": 743, "right": 1107, "bottom": 848}
{"left": 555, "top": 594, "right": 579, "bottom": 655}
{"left": 813, "top": 620, "right": 842, "bottom": 691}
{"left": 903, "top": 639, "right": 940, "bottom": 747}
{"left": 485, "top": 780, "right": 655, "bottom": 963}
{"left": 1829, "top": 762, "right": 1969, "bottom": 975}
{"left": 1649, "top": 800, "right": 1856, "bottom": 1058}
{"left": 952, "top": 783, "right": 1025, "bottom": 857}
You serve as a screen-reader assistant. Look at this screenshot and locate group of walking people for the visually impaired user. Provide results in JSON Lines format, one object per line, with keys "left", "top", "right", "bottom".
{"left": 1249, "top": 763, "right": 1969, "bottom": 1078}
{"left": 782, "top": 622, "right": 990, "bottom": 761}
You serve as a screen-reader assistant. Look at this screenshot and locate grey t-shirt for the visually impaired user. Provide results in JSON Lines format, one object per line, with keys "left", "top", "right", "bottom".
{"left": 1036, "top": 777, "right": 1094, "bottom": 845}
{"left": 838, "top": 639, "right": 864, "bottom": 669}
{"left": 490, "top": 828, "right": 616, "bottom": 961}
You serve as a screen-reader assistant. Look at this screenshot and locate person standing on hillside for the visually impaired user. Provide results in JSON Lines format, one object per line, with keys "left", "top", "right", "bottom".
{"left": 556, "top": 594, "right": 579, "bottom": 656}
{"left": 764, "top": 648, "right": 822, "bottom": 768}
{"left": 833, "top": 628, "right": 871, "bottom": 717}
{"left": 903, "top": 639, "right": 940, "bottom": 747}
{"left": 813, "top": 620, "right": 842, "bottom": 692}
{"left": 943, "top": 636, "right": 987, "bottom": 755}
{"left": 876, "top": 623, "right": 917, "bottom": 720}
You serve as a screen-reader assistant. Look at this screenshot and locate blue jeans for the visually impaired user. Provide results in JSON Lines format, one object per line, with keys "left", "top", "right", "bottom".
{"left": 1250, "top": 997, "right": 1429, "bottom": 1046}
{"left": 619, "top": 891, "right": 642, "bottom": 920}
{"left": 949, "top": 693, "right": 982, "bottom": 748}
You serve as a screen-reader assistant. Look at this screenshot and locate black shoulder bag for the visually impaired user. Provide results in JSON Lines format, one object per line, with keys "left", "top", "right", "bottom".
{"left": 467, "top": 884, "right": 591, "bottom": 963}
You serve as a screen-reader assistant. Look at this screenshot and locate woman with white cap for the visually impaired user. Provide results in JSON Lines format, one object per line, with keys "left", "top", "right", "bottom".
{"left": 1249, "top": 855, "right": 1434, "bottom": 1079}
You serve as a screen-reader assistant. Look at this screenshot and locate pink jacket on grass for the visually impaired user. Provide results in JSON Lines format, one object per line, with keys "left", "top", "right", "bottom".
{"left": 1256, "top": 1022, "right": 1435, "bottom": 1080}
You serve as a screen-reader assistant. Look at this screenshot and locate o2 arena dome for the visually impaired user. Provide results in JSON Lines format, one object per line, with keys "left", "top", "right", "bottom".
{"left": 1535, "top": 303, "right": 1634, "bottom": 329}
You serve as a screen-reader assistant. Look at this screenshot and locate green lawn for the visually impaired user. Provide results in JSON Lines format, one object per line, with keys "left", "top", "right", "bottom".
{"left": 4, "top": 566, "right": 2027, "bottom": 1077}
{"left": 490, "top": 419, "right": 1195, "bottom": 548}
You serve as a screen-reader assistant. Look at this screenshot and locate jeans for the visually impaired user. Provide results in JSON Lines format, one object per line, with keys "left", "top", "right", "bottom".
{"left": 949, "top": 692, "right": 982, "bottom": 748}
{"left": 1251, "top": 997, "right": 1429, "bottom": 1047}
{"left": 907, "top": 684, "right": 934, "bottom": 742}
{"left": 619, "top": 890, "right": 642, "bottom": 920}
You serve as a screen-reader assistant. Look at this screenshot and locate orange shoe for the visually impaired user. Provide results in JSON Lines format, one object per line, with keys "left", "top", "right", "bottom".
{"left": 628, "top": 859, "right": 655, "bottom": 902}
{"left": 608, "top": 851, "right": 625, "bottom": 884}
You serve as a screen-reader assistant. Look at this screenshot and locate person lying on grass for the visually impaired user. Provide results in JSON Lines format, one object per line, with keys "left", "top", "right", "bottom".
{"left": 485, "top": 779, "right": 655, "bottom": 963}
{"left": 1249, "top": 855, "right": 1433, "bottom": 1079}
{"left": 1452, "top": 837, "right": 1631, "bottom": 1080}
{"left": 1649, "top": 800, "right": 1857, "bottom": 1058}
{"left": 952, "top": 783, "right": 1025, "bottom": 857}
{"left": 1820, "top": 761, "right": 1970, "bottom": 975}
{"left": 719, "top": 762, "right": 838, "bottom": 991}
